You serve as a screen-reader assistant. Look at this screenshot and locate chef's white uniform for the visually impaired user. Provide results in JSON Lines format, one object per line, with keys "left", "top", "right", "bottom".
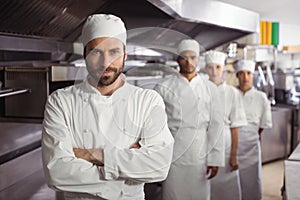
{"left": 42, "top": 75, "right": 174, "bottom": 200}
{"left": 154, "top": 73, "right": 224, "bottom": 200}
{"left": 237, "top": 87, "right": 272, "bottom": 200}
{"left": 211, "top": 83, "right": 247, "bottom": 200}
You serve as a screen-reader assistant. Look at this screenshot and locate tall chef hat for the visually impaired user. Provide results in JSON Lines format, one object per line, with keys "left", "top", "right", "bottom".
{"left": 205, "top": 50, "right": 227, "bottom": 66}
{"left": 81, "top": 14, "right": 127, "bottom": 46}
{"left": 236, "top": 59, "right": 255, "bottom": 73}
{"left": 177, "top": 39, "right": 200, "bottom": 56}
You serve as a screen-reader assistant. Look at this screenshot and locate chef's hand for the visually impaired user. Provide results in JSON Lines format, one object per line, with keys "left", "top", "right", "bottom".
{"left": 73, "top": 148, "right": 104, "bottom": 166}
{"left": 130, "top": 143, "right": 141, "bottom": 149}
{"left": 230, "top": 154, "right": 239, "bottom": 171}
{"left": 206, "top": 166, "right": 218, "bottom": 179}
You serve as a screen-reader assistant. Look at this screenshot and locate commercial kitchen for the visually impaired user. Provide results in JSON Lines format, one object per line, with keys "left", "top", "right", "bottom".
{"left": 0, "top": 0, "right": 300, "bottom": 199}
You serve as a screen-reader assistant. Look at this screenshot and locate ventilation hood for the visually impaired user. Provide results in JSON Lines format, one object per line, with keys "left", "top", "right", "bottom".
{"left": 0, "top": 0, "right": 259, "bottom": 64}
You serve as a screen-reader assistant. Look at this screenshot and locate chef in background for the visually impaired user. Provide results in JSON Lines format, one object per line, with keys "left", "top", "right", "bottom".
{"left": 154, "top": 39, "right": 225, "bottom": 200}
{"left": 235, "top": 59, "right": 272, "bottom": 200}
{"left": 205, "top": 50, "right": 247, "bottom": 200}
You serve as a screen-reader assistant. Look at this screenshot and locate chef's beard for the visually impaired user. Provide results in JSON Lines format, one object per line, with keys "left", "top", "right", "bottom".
{"left": 180, "top": 66, "right": 196, "bottom": 74}
{"left": 87, "top": 59, "right": 125, "bottom": 87}
{"left": 97, "top": 66, "right": 123, "bottom": 87}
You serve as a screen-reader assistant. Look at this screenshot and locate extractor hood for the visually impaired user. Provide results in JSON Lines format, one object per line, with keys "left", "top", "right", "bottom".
{"left": 0, "top": 0, "right": 259, "bottom": 64}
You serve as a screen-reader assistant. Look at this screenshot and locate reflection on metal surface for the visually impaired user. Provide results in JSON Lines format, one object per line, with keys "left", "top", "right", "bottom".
{"left": 0, "top": 88, "right": 29, "bottom": 98}
{"left": 125, "top": 63, "right": 177, "bottom": 77}
{"left": 50, "top": 65, "right": 87, "bottom": 82}
{"left": 266, "top": 65, "right": 276, "bottom": 105}
{"left": 261, "top": 107, "right": 291, "bottom": 163}
{"left": 4, "top": 67, "right": 48, "bottom": 118}
{"left": 125, "top": 62, "right": 178, "bottom": 89}
{"left": 150, "top": 0, "right": 259, "bottom": 32}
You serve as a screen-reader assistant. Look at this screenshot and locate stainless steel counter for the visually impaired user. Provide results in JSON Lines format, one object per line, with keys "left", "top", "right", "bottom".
{"left": 0, "top": 122, "right": 42, "bottom": 164}
{"left": 285, "top": 143, "right": 300, "bottom": 199}
{"left": 261, "top": 107, "right": 292, "bottom": 163}
{"left": 0, "top": 122, "right": 44, "bottom": 196}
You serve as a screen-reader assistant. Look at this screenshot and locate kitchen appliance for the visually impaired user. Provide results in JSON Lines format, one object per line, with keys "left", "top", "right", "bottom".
{"left": 4, "top": 67, "right": 48, "bottom": 118}
{"left": 4, "top": 65, "right": 87, "bottom": 118}
{"left": 273, "top": 69, "right": 295, "bottom": 104}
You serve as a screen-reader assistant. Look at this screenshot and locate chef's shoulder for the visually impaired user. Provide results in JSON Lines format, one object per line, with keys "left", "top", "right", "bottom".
{"left": 254, "top": 89, "right": 270, "bottom": 104}
{"left": 129, "top": 84, "right": 165, "bottom": 107}
{"left": 226, "top": 84, "right": 239, "bottom": 94}
{"left": 46, "top": 83, "right": 83, "bottom": 104}
{"left": 153, "top": 74, "right": 178, "bottom": 93}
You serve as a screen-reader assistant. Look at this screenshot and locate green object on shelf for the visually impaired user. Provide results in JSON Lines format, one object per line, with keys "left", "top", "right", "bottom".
{"left": 272, "top": 22, "right": 279, "bottom": 45}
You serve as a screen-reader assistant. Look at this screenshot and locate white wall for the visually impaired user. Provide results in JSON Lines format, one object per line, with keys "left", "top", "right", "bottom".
{"left": 279, "top": 24, "right": 300, "bottom": 46}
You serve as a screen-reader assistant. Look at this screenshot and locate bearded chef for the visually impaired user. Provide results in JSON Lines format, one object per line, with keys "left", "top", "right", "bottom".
{"left": 42, "top": 14, "right": 174, "bottom": 200}
{"left": 154, "top": 39, "right": 225, "bottom": 200}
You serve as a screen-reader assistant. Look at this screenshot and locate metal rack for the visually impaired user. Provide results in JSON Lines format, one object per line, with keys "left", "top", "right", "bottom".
{"left": 0, "top": 88, "right": 29, "bottom": 98}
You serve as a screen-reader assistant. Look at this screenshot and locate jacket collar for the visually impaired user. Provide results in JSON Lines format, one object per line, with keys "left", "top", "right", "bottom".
{"left": 82, "top": 73, "right": 130, "bottom": 101}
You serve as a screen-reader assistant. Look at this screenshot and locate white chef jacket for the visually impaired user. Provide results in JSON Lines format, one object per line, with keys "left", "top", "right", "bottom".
{"left": 239, "top": 87, "right": 272, "bottom": 129}
{"left": 42, "top": 74, "right": 174, "bottom": 200}
{"left": 237, "top": 87, "right": 272, "bottom": 200}
{"left": 154, "top": 73, "right": 225, "bottom": 200}
{"left": 217, "top": 83, "right": 248, "bottom": 155}
{"left": 211, "top": 83, "right": 247, "bottom": 200}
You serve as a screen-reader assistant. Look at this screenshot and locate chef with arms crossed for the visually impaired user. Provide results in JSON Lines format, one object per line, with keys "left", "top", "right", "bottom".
{"left": 42, "top": 14, "right": 174, "bottom": 200}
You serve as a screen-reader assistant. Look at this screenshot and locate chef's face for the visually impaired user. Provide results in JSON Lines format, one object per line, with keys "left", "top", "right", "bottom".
{"left": 236, "top": 70, "right": 253, "bottom": 88}
{"left": 177, "top": 50, "right": 198, "bottom": 74}
{"left": 85, "top": 37, "right": 127, "bottom": 87}
{"left": 205, "top": 63, "right": 224, "bottom": 83}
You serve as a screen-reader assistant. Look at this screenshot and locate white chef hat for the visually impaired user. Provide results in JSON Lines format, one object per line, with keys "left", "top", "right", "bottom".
{"left": 81, "top": 14, "right": 127, "bottom": 47}
{"left": 177, "top": 39, "right": 200, "bottom": 56}
{"left": 205, "top": 50, "right": 227, "bottom": 66}
{"left": 236, "top": 59, "right": 255, "bottom": 73}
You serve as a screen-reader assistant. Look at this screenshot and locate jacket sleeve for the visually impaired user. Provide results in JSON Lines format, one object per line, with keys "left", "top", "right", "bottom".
{"left": 259, "top": 93, "right": 272, "bottom": 128}
{"left": 42, "top": 92, "right": 122, "bottom": 196}
{"left": 206, "top": 80, "right": 225, "bottom": 167}
{"left": 102, "top": 91, "right": 174, "bottom": 183}
{"left": 229, "top": 87, "right": 248, "bottom": 128}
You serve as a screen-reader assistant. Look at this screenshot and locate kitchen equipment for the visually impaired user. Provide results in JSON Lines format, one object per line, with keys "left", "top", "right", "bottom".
{"left": 266, "top": 65, "right": 276, "bottom": 105}
{"left": 4, "top": 67, "right": 48, "bottom": 118}
{"left": 3, "top": 65, "right": 87, "bottom": 118}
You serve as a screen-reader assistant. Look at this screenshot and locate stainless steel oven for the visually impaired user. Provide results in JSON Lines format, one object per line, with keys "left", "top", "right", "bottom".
{"left": 4, "top": 67, "right": 49, "bottom": 118}
{"left": 3, "top": 65, "right": 87, "bottom": 118}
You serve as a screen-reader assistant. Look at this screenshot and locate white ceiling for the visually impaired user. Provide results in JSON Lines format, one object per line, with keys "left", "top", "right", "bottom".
{"left": 218, "top": 0, "right": 300, "bottom": 26}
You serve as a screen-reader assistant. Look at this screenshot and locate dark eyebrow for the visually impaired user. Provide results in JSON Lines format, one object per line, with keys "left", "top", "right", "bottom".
{"left": 109, "top": 47, "right": 122, "bottom": 51}
{"left": 90, "top": 47, "right": 103, "bottom": 53}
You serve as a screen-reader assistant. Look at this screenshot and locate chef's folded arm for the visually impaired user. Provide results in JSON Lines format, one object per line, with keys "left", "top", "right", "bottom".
{"left": 42, "top": 95, "right": 109, "bottom": 193}
{"left": 102, "top": 95, "right": 174, "bottom": 182}
{"left": 42, "top": 92, "right": 174, "bottom": 192}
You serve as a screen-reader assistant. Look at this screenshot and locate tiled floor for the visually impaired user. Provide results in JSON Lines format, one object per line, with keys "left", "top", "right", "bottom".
{"left": 262, "top": 160, "right": 285, "bottom": 200}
